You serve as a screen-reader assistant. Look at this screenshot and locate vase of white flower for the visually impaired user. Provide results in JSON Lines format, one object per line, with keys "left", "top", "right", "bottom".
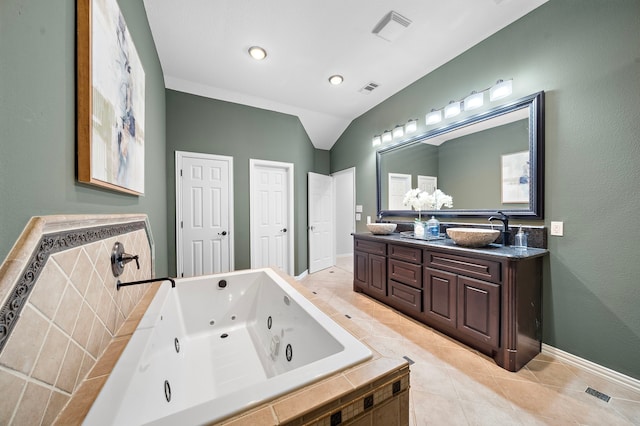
{"left": 403, "top": 188, "right": 453, "bottom": 238}
{"left": 402, "top": 188, "right": 430, "bottom": 237}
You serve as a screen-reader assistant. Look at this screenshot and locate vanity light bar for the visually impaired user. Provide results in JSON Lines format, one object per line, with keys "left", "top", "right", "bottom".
{"left": 425, "top": 79, "right": 513, "bottom": 126}
{"left": 372, "top": 79, "right": 512, "bottom": 149}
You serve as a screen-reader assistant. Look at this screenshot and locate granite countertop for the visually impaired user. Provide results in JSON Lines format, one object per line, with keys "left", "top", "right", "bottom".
{"left": 354, "top": 232, "right": 549, "bottom": 260}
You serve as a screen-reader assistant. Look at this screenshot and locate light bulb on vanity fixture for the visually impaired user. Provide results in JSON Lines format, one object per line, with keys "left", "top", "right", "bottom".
{"left": 392, "top": 125, "right": 404, "bottom": 139}
{"left": 372, "top": 135, "right": 382, "bottom": 147}
{"left": 490, "top": 79, "right": 513, "bottom": 101}
{"left": 382, "top": 130, "right": 393, "bottom": 143}
{"left": 425, "top": 109, "right": 442, "bottom": 125}
{"left": 444, "top": 100, "right": 461, "bottom": 119}
{"left": 464, "top": 91, "right": 484, "bottom": 111}
{"left": 406, "top": 118, "right": 418, "bottom": 133}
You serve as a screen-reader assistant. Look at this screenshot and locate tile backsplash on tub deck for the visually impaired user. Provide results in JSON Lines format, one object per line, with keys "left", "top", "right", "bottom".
{"left": 0, "top": 215, "right": 153, "bottom": 425}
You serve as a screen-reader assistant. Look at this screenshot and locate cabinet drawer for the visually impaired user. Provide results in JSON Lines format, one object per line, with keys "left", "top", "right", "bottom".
{"left": 425, "top": 251, "right": 501, "bottom": 284}
{"left": 388, "top": 280, "right": 422, "bottom": 314}
{"left": 389, "top": 244, "right": 422, "bottom": 264}
{"left": 354, "top": 239, "right": 386, "bottom": 255}
{"left": 388, "top": 258, "right": 422, "bottom": 288}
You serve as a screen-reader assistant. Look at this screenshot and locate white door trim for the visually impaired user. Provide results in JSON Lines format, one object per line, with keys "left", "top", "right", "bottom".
{"left": 175, "top": 150, "right": 235, "bottom": 276}
{"left": 249, "top": 158, "right": 294, "bottom": 276}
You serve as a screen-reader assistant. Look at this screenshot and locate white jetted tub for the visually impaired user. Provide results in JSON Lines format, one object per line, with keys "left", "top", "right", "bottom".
{"left": 84, "top": 268, "right": 372, "bottom": 425}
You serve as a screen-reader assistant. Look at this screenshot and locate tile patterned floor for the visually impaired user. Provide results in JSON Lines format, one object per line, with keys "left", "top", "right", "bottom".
{"left": 300, "top": 256, "right": 640, "bottom": 425}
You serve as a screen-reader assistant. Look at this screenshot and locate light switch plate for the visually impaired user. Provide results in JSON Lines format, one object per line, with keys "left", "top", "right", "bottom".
{"left": 355, "top": 213, "right": 361, "bottom": 221}
{"left": 550, "top": 221, "right": 564, "bottom": 236}
{"left": 355, "top": 205, "right": 363, "bottom": 213}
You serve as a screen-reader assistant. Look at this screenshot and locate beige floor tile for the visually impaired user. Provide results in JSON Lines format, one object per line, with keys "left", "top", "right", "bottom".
{"left": 460, "top": 399, "right": 524, "bottom": 426}
{"left": 411, "top": 390, "right": 469, "bottom": 425}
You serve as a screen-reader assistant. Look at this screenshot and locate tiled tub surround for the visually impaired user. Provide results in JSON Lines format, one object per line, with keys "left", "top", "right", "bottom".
{"left": 0, "top": 215, "right": 154, "bottom": 425}
{"left": 56, "top": 269, "right": 410, "bottom": 425}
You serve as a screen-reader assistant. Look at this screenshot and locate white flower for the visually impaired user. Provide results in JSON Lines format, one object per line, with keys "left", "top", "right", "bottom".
{"left": 403, "top": 188, "right": 429, "bottom": 211}
{"left": 429, "top": 189, "right": 453, "bottom": 210}
{"left": 403, "top": 188, "right": 453, "bottom": 212}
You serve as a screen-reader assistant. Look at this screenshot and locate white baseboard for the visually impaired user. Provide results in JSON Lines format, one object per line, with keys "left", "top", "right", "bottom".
{"left": 542, "top": 343, "right": 640, "bottom": 394}
{"left": 295, "top": 270, "right": 308, "bottom": 280}
{"left": 336, "top": 253, "right": 353, "bottom": 258}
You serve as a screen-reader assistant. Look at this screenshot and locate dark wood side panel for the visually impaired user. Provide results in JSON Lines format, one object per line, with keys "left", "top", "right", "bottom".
{"left": 425, "top": 250, "right": 502, "bottom": 284}
{"left": 388, "top": 258, "right": 422, "bottom": 289}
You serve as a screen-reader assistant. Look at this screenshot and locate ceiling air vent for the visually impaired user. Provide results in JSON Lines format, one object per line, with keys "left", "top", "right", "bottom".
{"left": 372, "top": 11, "right": 412, "bottom": 42}
{"left": 360, "top": 82, "right": 380, "bottom": 94}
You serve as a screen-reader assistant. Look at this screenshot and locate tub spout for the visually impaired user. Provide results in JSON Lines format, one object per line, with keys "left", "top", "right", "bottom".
{"left": 117, "top": 277, "right": 176, "bottom": 291}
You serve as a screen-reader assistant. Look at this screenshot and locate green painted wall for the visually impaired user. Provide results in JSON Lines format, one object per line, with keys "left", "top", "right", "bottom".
{"left": 331, "top": 0, "right": 640, "bottom": 379}
{"left": 165, "top": 90, "right": 318, "bottom": 276}
{"left": 0, "top": 1, "right": 168, "bottom": 275}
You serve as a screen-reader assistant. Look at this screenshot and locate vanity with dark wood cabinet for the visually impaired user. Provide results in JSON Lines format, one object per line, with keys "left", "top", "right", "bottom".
{"left": 353, "top": 232, "right": 548, "bottom": 372}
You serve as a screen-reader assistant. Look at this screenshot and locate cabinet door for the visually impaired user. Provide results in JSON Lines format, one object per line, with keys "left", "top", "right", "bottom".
{"left": 354, "top": 251, "right": 368, "bottom": 288}
{"left": 423, "top": 267, "right": 457, "bottom": 327}
{"left": 369, "top": 254, "right": 387, "bottom": 297}
{"left": 457, "top": 276, "right": 500, "bottom": 347}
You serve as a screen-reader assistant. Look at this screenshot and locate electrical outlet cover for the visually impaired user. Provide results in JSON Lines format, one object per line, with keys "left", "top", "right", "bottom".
{"left": 550, "top": 221, "right": 564, "bottom": 236}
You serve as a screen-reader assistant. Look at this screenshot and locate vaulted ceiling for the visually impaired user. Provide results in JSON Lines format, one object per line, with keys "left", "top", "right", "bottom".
{"left": 143, "top": 0, "right": 548, "bottom": 149}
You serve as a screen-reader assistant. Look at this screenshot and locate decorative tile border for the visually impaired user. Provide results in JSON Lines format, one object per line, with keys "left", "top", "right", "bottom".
{"left": 303, "top": 372, "right": 410, "bottom": 426}
{"left": 0, "top": 221, "right": 146, "bottom": 353}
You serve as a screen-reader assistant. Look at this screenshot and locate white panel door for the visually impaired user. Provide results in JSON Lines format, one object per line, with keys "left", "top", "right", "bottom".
{"left": 250, "top": 160, "right": 293, "bottom": 275}
{"left": 332, "top": 168, "right": 355, "bottom": 257}
{"left": 308, "top": 172, "right": 334, "bottom": 274}
{"left": 388, "top": 173, "right": 412, "bottom": 210}
{"left": 418, "top": 175, "right": 438, "bottom": 194}
{"left": 176, "top": 152, "right": 233, "bottom": 277}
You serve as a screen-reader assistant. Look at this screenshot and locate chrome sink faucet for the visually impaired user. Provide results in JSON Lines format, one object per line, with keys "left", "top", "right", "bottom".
{"left": 488, "top": 211, "right": 510, "bottom": 246}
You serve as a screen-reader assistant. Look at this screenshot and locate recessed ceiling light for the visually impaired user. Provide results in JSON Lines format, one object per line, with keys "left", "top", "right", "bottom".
{"left": 248, "top": 46, "right": 267, "bottom": 60}
{"left": 328, "top": 75, "right": 344, "bottom": 85}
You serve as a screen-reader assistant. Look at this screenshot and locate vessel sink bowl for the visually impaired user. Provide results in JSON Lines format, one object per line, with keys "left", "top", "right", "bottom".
{"left": 446, "top": 228, "right": 500, "bottom": 247}
{"left": 366, "top": 223, "right": 397, "bottom": 235}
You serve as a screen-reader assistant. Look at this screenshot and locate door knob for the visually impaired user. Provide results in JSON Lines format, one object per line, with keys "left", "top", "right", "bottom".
{"left": 219, "top": 231, "right": 227, "bottom": 236}
{"left": 281, "top": 228, "right": 287, "bottom": 233}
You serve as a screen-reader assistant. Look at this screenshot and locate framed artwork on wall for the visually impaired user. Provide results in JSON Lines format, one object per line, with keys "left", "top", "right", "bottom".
{"left": 501, "top": 150, "right": 530, "bottom": 204}
{"left": 77, "top": 0, "right": 145, "bottom": 195}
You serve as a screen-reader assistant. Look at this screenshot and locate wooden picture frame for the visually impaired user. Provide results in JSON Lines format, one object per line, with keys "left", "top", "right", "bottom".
{"left": 77, "top": 0, "right": 145, "bottom": 195}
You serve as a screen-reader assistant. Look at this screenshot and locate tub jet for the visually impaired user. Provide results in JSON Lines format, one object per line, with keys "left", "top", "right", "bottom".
{"left": 164, "top": 380, "right": 171, "bottom": 402}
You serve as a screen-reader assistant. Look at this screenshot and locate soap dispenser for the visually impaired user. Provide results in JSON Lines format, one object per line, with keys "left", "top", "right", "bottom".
{"left": 426, "top": 216, "right": 440, "bottom": 237}
{"left": 514, "top": 227, "right": 528, "bottom": 249}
